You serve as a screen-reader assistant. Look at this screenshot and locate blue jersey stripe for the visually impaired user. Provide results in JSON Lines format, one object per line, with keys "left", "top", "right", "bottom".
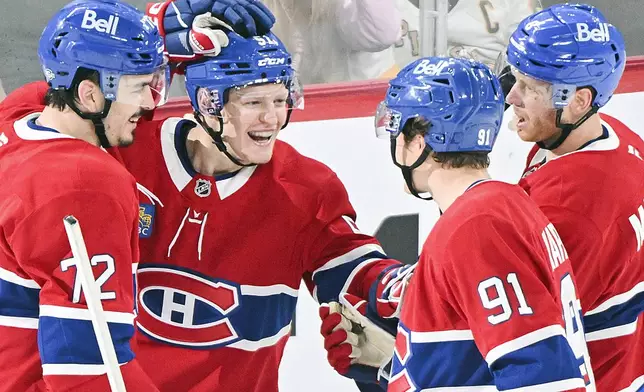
{"left": 229, "top": 293, "right": 297, "bottom": 341}
{"left": 392, "top": 338, "right": 493, "bottom": 388}
{"left": 38, "top": 316, "right": 134, "bottom": 365}
{"left": 314, "top": 251, "right": 387, "bottom": 303}
{"left": 584, "top": 290, "right": 644, "bottom": 334}
{"left": 0, "top": 278, "right": 39, "bottom": 318}
{"left": 491, "top": 334, "right": 584, "bottom": 390}
{"left": 393, "top": 324, "right": 584, "bottom": 390}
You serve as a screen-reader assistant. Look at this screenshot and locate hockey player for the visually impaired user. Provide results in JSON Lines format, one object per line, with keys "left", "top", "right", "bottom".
{"left": 501, "top": 3, "right": 644, "bottom": 390}
{"left": 0, "top": 0, "right": 275, "bottom": 391}
{"left": 0, "top": 31, "right": 410, "bottom": 392}
{"left": 367, "top": 57, "right": 592, "bottom": 390}
{"left": 0, "top": 1, "right": 168, "bottom": 390}
{"left": 127, "top": 30, "right": 407, "bottom": 392}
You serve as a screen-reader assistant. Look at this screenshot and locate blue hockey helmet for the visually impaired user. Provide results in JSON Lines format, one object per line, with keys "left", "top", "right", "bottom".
{"left": 184, "top": 31, "right": 303, "bottom": 119}
{"left": 38, "top": 0, "right": 170, "bottom": 107}
{"left": 506, "top": 3, "right": 625, "bottom": 109}
{"left": 183, "top": 31, "right": 303, "bottom": 168}
{"left": 376, "top": 57, "right": 505, "bottom": 153}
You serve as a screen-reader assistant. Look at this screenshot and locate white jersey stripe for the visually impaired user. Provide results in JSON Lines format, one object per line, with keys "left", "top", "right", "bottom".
{"left": 240, "top": 284, "right": 299, "bottom": 297}
{"left": 585, "top": 281, "right": 644, "bottom": 316}
{"left": 40, "top": 305, "right": 135, "bottom": 325}
{"left": 42, "top": 362, "right": 127, "bottom": 376}
{"left": 0, "top": 315, "right": 38, "bottom": 329}
{"left": 0, "top": 266, "right": 40, "bottom": 289}
{"left": 585, "top": 318, "right": 639, "bottom": 342}
{"left": 312, "top": 243, "right": 385, "bottom": 278}
{"left": 410, "top": 329, "right": 474, "bottom": 343}
{"left": 486, "top": 324, "right": 566, "bottom": 365}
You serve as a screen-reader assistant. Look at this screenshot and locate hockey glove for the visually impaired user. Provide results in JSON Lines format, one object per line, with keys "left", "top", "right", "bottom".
{"left": 320, "top": 293, "right": 395, "bottom": 388}
{"left": 146, "top": 0, "right": 275, "bottom": 62}
{"left": 370, "top": 263, "right": 416, "bottom": 319}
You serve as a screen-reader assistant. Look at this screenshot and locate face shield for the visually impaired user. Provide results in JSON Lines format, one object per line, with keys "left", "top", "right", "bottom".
{"left": 494, "top": 51, "right": 576, "bottom": 109}
{"left": 375, "top": 101, "right": 403, "bottom": 139}
{"left": 375, "top": 100, "right": 434, "bottom": 201}
{"left": 104, "top": 59, "right": 171, "bottom": 108}
{"left": 195, "top": 75, "right": 304, "bottom": 119}
{"left": 188, "top": 75, "right": 304, "bottom": 168}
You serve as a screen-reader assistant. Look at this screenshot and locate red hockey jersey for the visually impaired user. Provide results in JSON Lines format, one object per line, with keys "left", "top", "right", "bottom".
{"left": 115, "top": 117, "right": 397, "bottom": 391}
{"left": 520, "top": 114, "right": 644, "bottom": 391}
{"left": 0, "top": 111, "right": 157, "bottom": 390}
{"left": 0, "top": 81, "right": 401, "bottom": 391}
{"left": 390, "top": 181, "right": 592, "bottom": 391}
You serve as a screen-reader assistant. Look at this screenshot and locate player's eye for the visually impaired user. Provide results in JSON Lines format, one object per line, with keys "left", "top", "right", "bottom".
{"left": 133, "top": 84, "right": 149, "bottom": 93}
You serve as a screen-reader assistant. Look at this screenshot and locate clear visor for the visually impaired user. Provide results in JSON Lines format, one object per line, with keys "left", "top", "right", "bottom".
{"left": 196, "top": 75, "right": 304, "bottom": 118}
{"left": 112, "top": 62, "right": 171, "bottom": 108}
{"left": 495, "top": 52, "right": 576, "bottom": 109}
{"left": 493, "top": 50, "right": 510, "bottom": 79}
{"left": 375, "top": 101, "right": 402, "bottom": 139}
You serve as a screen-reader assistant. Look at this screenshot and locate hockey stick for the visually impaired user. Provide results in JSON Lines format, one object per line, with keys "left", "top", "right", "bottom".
{"left": 63, "top": 215, "right": 127, "bottom": 392}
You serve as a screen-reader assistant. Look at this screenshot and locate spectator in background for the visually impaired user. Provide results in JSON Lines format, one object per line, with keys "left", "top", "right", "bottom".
{"left": 395, "top": 0, "right": 539, "bottom": 70}
{"left": 263, "top": 0, "right": 401, "bottom": 84}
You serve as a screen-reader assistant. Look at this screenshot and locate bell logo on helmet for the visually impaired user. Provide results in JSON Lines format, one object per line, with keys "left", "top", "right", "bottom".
{"left": 258, "top": 57, "right": 286, "bottom": 67}
{"left": 576, "top": 22, "right": 610, "bottom": 43}
{"left": 81, "top": 9, "right": 120, "bottom": 35}
{"left": 412, "top": 59, "right": 449, "bottom": 76}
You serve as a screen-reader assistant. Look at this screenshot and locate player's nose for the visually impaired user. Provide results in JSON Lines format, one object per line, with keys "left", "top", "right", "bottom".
{"left": 505, "top": 84, "right": 522, "bottom": 107}
{"left": 140, "top": 87, "right": 156, "bottom": 111}
{"left": 259, "top": 107, "right": 279, "bottom": 125}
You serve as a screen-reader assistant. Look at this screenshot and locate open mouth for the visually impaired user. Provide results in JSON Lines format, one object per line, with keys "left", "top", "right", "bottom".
{"left": 248, "top": 130, "right": 274, "bottom": 145}
{"left": 513, "top": 111, "right": 527, "bottom": 128}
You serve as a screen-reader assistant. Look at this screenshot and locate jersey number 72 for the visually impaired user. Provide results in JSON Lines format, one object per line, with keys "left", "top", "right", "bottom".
{"left": 60, "top": 254, "right": 117, "bottom": 303}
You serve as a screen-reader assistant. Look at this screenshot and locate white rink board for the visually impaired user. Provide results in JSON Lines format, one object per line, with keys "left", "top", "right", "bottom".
{"left": 276, "top": 92, "right": 644, "bottom": 392}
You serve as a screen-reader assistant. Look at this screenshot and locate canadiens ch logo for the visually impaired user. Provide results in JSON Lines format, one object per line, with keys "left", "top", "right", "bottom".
{"left": 194, "top": 178, "right": 212, "bottom": 198}
{"left": 136, "top": 264, "right": 242, "bottom": 348}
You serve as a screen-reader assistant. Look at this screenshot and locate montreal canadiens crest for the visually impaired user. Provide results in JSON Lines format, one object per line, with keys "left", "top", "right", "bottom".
{"left": 136, "top": 264, "right": 242, "bottom": 348}
{"left": 194, "top": 178, "right": 212, "bottom": 197}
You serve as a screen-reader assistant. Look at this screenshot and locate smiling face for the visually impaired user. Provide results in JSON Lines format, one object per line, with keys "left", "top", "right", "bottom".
{"left": 216, "top": 82, "right": 290, "bottom": 164}
{"left": 103, "top": 73, "right": 158, "bottom": 146}
{"left": 505, "top": 70, "right": 559, "bottom": 143}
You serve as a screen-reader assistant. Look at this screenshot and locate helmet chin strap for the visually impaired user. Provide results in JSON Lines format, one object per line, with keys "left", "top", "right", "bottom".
{"left": 63, "top": 94, "right": 113, "bottom": 149}
{"left": 538, "top": 105, "right": 599, "bottom": 150}
{"left": 390, "top": 138, "right": 433, "bottom": 201}
{"left": 193, "top": 111, "right": 256, "bottom": 168}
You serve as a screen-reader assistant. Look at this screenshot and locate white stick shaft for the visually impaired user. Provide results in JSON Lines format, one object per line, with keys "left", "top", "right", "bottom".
{"left": 63, "top": 216, "right": 127, "bottom": 392}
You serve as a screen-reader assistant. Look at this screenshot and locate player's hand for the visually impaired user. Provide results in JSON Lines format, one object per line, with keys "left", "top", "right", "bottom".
{"left": 373, "top": 264, "right": 416, "bottom": 319}
{"left": 319, "top": 293, "right": 395, "bottom": 387}
{"left": 206, "top": 0, "right": 275, "bottom": 37}
{"left": 146, "top": 0, "right": 275, "bottom": 61}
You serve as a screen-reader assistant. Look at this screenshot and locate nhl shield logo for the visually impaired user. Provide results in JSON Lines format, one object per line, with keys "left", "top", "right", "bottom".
{"left": 195, "top": 178, "right": 212, "bottom": 197}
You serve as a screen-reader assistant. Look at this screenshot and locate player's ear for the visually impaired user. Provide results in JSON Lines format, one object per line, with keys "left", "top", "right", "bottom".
{"left": 220, "top": 106, "right": 231, "bottom": 125}
{"left": 571, "top": 87, "right": 594, "bottom": 114}
{"left": 76, "top": 79, "right": 103, "bottom": 113}
{"left": 409, "top": 133, "right": 426, "bottom": 154}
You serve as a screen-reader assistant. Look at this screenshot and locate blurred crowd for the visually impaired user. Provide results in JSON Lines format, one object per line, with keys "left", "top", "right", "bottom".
{"left": 0, "top": 0, "right": 642, "bottom": 100}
